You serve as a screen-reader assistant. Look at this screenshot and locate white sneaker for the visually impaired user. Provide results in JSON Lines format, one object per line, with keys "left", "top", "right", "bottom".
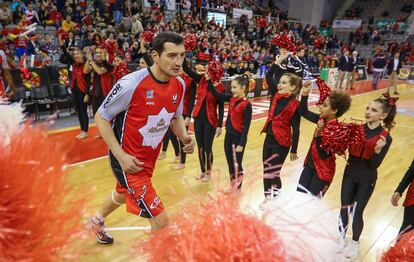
{"left": 336, "top": 237, "right": 347, "bottom": 254}
{"left": 344, "top": 240, "right": 359, "bottom": 259}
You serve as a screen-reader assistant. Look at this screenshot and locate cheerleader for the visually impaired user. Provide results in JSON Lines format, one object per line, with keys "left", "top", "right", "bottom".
{"left": 391, "top": 159, "right": 414, "bottom": 236}
{"left": 297, "top": 83, "right": 352, "bottom": 197}
{"left": 83, "top": 46, "right": 114, "bottom": 116}
{"left": 339, "top": 94, "right": 397, "bottom": 258}
{"left": 261, "top": 49, "right": 302, "bottom": 199}
{"left": 59, "top": 39, "right": 90, "bottom": 139}
{"left": 206, "top": 74, "right": 252, "bottom": 190}
{"left": 113, "top": 55, "right": 129, "bottom": 82}
{"left": 183, "top": 60, "right": 224, "bottom": 182}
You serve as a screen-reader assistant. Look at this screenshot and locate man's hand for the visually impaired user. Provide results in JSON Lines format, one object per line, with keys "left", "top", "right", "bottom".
{"left": 181, "top": 135, "right": 195, "bottom": 154}
{"left": 118, "top": 152, "right": 144, "bottom": 174}
{"left": 184, "top": 117, "right": 191, "bottom": 127}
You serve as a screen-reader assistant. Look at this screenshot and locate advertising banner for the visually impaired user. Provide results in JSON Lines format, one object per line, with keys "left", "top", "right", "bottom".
{"left": 332, "top": 20, "right": 362, "bottom": 29}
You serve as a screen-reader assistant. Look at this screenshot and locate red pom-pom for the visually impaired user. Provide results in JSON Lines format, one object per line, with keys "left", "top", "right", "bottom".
{"left": 0, "top": 122, "right": 86, "bottom": 261}
{"left": 102, "top": 39, "right": 119, "bottom": 64}
{"left": 113, "top": 61, "right": 129, "bottom": 81}
{"left": 271, "top": 32, "right": 296, "bottom": 52}
{"left": 207, "top": 61, "right": 224, "bottom": 83}
{"left": 56, "top": 28, "right": 68, "bottom": 40}
{"left": 321, "top": 120, "right": 366, "bottom": 156}
{"left": 380, "top": 231, "right": 414, "bottom": 262}
{"left": 321, "top": 120, "right": 350, "bottom": 156}
{"left": 184, "top": 34, "right": 198, "bottom": 51}
{"left": 143, "top": 30, "right": 155, "bottom": 43}
{"left": 347, "top": 123, "right": 365, "bottom": 147}
{"left": 136, "top": 194, "right": 298, "bottom": 261}
{"left": 316, "top": 77, "right": 332, "bottom": 105}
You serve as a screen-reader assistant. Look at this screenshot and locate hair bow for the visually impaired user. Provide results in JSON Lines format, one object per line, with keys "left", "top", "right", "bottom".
{"left": 382, "top": 93, "right": 399, "bottom": 106}
{"left": 316, "top": 77, "right": 332, "bottom": 105}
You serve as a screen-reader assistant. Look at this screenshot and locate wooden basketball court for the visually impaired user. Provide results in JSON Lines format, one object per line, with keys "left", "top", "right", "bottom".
{"left": 65, "top": 82, "right": 414, "bottom": 261}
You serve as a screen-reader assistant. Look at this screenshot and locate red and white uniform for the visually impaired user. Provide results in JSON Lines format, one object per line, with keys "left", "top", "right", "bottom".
{"left": 98, "top": 68, "right": 185, "bottom": 218}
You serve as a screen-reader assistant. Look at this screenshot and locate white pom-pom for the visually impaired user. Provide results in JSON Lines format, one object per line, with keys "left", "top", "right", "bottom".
{"left": 262, "top": 192, "right": 341, "bottom": 261}
{"left": 0, "top": 103, "right": 25, "bottom": 145}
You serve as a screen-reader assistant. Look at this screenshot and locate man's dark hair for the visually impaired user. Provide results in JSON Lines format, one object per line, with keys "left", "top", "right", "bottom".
{"left": 151, "top": 32, "right": 184, "bottom": 54}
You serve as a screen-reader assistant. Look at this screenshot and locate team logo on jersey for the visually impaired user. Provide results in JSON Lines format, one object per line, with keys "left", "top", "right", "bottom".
{"left": 139, "top": 107, "right": 174, "bottom": 149}
{"left": 146, "top": 90, "right": 154, "bottom": 99}
{"left": 103, "top": 83, "right": 123, "bottom": 108}
{"left": 150, "top": 196, "right": 161, "bottom": 209}
{"left": 172, "top": 94, "right": 177, "bottom": 104}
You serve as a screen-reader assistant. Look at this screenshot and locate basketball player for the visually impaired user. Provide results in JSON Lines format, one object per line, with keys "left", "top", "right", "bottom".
{"left": 88, "top": 32, "right": 195, "bottom": 244}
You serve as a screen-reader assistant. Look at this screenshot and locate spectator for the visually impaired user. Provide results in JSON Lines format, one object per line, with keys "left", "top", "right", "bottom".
{"left": 25, "top": 3, "right": 40, "bottom": 25}
{"left": 131, "top": 15, "right": 143, "bottom": 35}
{"left": 82, "top": 31, "right": 94, "bottom": 49}
{"left": 0, "top": 2, "right": 12, "bottom": 25}
{"left": 62, "top": 15, "right": 77, "bottom": 32}
{"left": 12, "top": 4, "right": 24, "bottom": 24}
{"left": 40, "top": 34, "right": 57, "bottom": 54}
{"left": 372, "top": 51, "right": 387, "bottom": 90}
{"left": 65, "top": 31, "right": 79, "bottom": 49}
{"left": 112, "top": 0, "right": 125, "bottom": 25}
{"left": 335, "top": 49, "right": 351, "bottom": 89}
{"left": 346, "top": 51, "right": 359, "bottom": 90}
{"left": 387, "top": 52, "right": 401, "bottom": 95}
{"left": 47, "top": 5, "right": 63, "bottom": 27}
{"left": 38, "top": 3, "right": 48, "bottom": 25}
{"left": 12, "top": 0, "right": 26, "bottom": 13}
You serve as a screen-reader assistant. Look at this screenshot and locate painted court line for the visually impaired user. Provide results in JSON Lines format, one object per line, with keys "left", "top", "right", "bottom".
{"left": 68, "top": 156, "right": 107, "bottom": 167}
{"left": 105, "top": 226, "right": 151, "bottom": 231}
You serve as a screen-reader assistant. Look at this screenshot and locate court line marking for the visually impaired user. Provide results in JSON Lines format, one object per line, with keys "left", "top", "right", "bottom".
{"left": 69, "top": 86, "right": 413, "bottom": 167}
{"left": 105, "top": 226, "right": 151, "bottom": 231}
{"left": 48, "top": 123, "right": 97, "bottom": 134}
{"left": 68, "top": 156, "right": 107, "bottom": 167}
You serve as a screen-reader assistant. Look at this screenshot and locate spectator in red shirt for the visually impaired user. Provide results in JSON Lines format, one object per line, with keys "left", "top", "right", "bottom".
{"left": 47, "top": 5, "right": 62, "bottom": 27}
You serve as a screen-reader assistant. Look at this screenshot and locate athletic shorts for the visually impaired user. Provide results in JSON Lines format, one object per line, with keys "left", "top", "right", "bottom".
{"left": 110, "top": 152, "right": 164, "bottom": 218}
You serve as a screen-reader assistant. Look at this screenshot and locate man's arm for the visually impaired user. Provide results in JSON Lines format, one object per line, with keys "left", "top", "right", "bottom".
{"left": 170, "top": 116, "right": 194, "bottom": 154}
{"left": 94, "top": 112, "right": 124, "bottom": 159}
{"left": 95, "top": 75, "right": 142, "bottom": 173}
{"left": 170, "top": 116, "right": 188, "bottom": 142}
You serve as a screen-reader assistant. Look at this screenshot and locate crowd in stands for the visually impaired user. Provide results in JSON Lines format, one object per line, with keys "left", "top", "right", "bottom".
{"left": 0, "top": 0, "right": 412, "bottom": 97}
